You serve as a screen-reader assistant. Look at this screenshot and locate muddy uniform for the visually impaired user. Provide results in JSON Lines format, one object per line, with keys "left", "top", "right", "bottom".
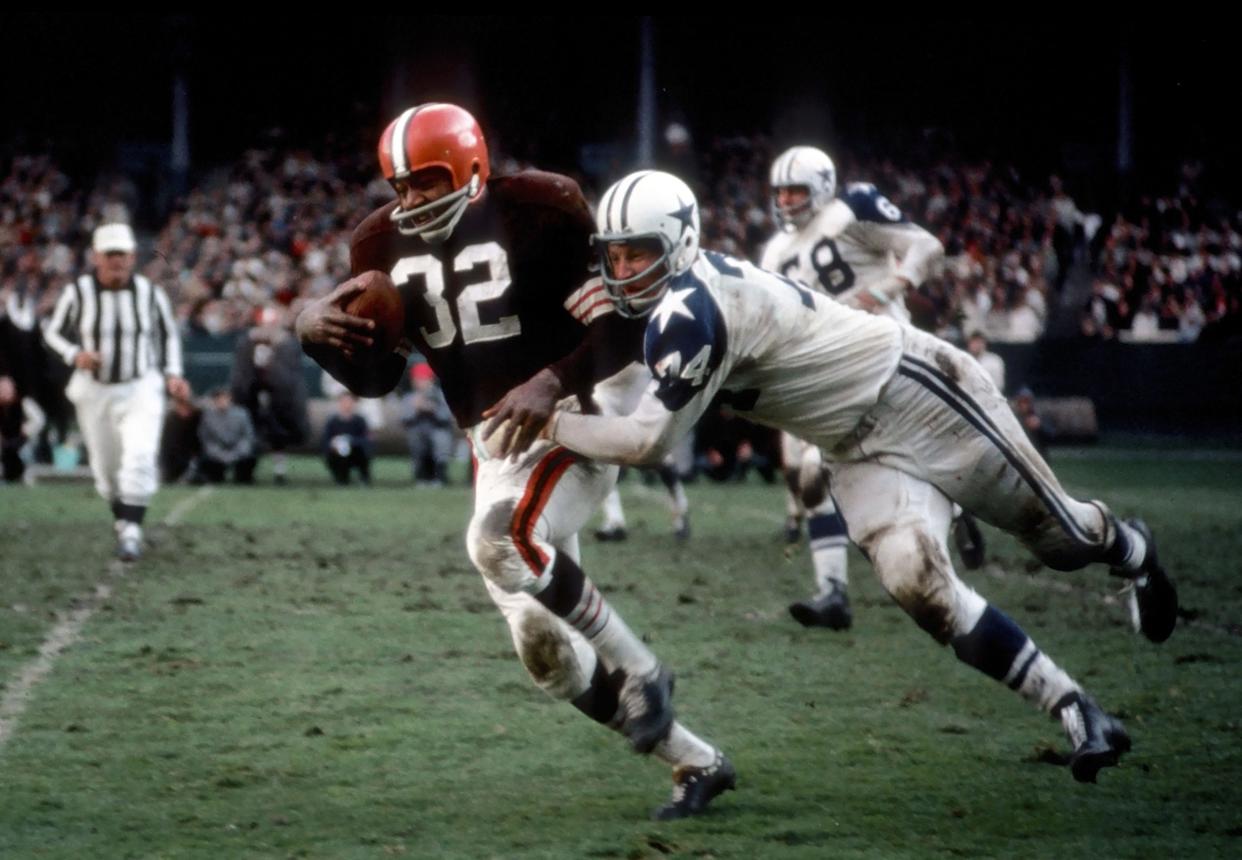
{"left": 350, "top": 170, "right": 646, "bottom": 699}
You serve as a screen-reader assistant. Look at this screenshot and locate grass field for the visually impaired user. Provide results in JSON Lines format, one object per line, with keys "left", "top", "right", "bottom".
{"left": 1, "top": 449, "right": 1240, "bottom": 859}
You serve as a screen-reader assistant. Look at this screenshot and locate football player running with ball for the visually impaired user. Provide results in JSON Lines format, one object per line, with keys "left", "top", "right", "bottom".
{"left": 760, "top": 146, "right": 984, "bottom": 631}
{"left": 541, "top": 169, "right": 1177, "bottom": 785}
{"left": 296, "top": 105, "right": 733, "bottom": 820}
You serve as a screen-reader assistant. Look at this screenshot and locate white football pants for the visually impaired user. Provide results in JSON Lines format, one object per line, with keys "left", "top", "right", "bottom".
{"left": 66, "top": 369, "right": 165, "bottom": 508}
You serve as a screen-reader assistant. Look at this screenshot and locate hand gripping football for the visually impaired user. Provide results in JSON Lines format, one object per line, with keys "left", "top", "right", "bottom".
{"left": 476, "top": 418, "right": 516, "bottom": 461}
{"left": 343, "top": 270, "right": 404, "bottom": 357}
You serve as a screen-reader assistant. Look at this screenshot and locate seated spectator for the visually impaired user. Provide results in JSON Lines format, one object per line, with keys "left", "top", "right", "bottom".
{"left": 1011, "top": 387, "right": 1049, "bottom": 459}
{"left": 694, "top": 406, "right": 778, "bottom": 484}
{"left": 198, "top": 387, "right": 257, "bottom": 484}
{"left": 1004, "top": 290, "right": 1045, "bottom": 343}
{"left": 965, "top": 331, "right": 1006, "bottom": 393}
{"left": 161, "top": 386, "right": 202, "bottom": 483}
{"left": 402, "top": 362, "right": 453, "bottom": 486}
{"left": 1083, "top": 278, "right": 1124, "bottom": 339}
{"left": 0, "top": 303, "right": 30, "bottom": 483}
{"left": 231, "top": 307, "right": 309, "bottom": 484}
{"left": 1129, "top": 295, "right": 1162, "bottom": 341}
{"left": 321, "top": 369, "right": 387, "bottom": 435}
{"left": 323, "top": 392, "right": 371, "bottom": 486}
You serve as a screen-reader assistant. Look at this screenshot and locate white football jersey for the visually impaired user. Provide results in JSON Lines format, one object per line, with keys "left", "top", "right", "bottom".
{"left": 760, "top": 183, "right": 943, "bottom": 324}
{"left": 639, "top": 250, "right": 902, "bottom": 451}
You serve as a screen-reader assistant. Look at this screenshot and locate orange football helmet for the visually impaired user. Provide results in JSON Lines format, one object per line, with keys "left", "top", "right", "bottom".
{"left": 377, "top": 103, "right": 490, "bottom": 242}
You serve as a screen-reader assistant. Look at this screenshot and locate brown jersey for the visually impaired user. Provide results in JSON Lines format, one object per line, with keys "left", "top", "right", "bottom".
{"left": 351, "top": 171, "right": 643, "bottom": 427}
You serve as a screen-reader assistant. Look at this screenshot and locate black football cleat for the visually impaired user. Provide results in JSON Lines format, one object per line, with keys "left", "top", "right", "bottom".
{"left": 789, "top": 582, "right": 852, "bottom": 630}
{"left": 652, "top": 752, "right": 737, "bottom": 821}
{"left": 673, "top": 514, "right": 691, "bottom": 543}
{"left": 619, "top": 665, "right": 675, "bottom": 754}
{"left": 952, "top": 511, "right": 986, "bottom": 570}
{"left": 594, "top": 526, "right": 629, "bottom": 543}
{"left": 1055, "top": 691, "right": 1131, "bottom": 783}
{"left": 784, "top": 516, "right": 803, "bottom": 545}
{"left": 1113, "top": 518, "right": 1178, "bottom": 644}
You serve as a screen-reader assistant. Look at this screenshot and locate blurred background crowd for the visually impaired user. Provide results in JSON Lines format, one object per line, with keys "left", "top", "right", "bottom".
{"left": 2, "top": 15, "right": 1238, "bottom": 488}
{"left": 6, "top": 139, "right": 1240, "bottom": 349}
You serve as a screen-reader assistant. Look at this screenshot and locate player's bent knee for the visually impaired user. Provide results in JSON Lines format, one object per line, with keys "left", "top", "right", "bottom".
{"left": 466, "top": 498, "right": 534, "bottom": 593}
{"left": 1018, "top": 501, "right": 1111, "bottom": 573}
{"left": 862, "top": 525, "right": 976, "bottom": 645}
{"left": 512, "top": 610, "right": 593, "bottom": 701}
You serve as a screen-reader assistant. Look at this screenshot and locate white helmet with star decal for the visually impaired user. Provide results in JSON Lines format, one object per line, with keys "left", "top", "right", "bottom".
{"left": 595, "top": 170, "right": 701, "bottom": 318}
{"left": 770, "top": 146, "right": 836, "bottom": 231}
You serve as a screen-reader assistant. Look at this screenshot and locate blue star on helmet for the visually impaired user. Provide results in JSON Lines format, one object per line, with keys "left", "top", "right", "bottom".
{"left": 817, "top": 168, "right": 834, "bottom": 188}
{"left": 652, "top": 287, "right": 696, "bottom": 333}
{"left": 668, "top": 198, "right": 696, "bottom": 235}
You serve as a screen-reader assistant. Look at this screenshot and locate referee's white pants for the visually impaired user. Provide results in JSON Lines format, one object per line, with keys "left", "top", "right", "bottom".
{"left": 67, "top": 369, "right": 165, "bottom": 508}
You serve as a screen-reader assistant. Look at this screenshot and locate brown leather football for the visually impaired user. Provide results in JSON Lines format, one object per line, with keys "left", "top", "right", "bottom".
{"left": 343, "top": 270, "right": 404, "bottom": 357}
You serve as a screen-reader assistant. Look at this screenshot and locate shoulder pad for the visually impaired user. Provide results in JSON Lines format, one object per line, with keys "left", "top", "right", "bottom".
{"left": 643, "top": 272, "right": 727, "bottom": 411}
{"left": 351, "top": 201, "right": 398, "bottom": 250}
{"left": 842, "top": 183, "right": 906, "bottom": 224}
{"left": 491, "top": 170, "right": 590, "bottom": 217}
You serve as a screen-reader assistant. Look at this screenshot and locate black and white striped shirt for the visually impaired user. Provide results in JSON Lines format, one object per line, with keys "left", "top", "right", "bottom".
{"left": 43, "top": 273, "right": 183, "bottom": 383}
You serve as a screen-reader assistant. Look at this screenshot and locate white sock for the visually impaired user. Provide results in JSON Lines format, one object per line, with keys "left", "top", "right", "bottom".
{"left": 653, "top": 723, "right": 717, "bottom": 769}
{"left": 601, "top": 489, "right": 626, "bottom": 530}
{"left": 1115, "top": 520, "right": 1148, "bottom": 573}
{"left": 811, "top": 544, "right": 848, "bottom": 595}
{"left": 669, "top": 482, "right": 689, "bottom": 518}
{"left": 1015, "top": 648, "right": 1080, "bottom": 714}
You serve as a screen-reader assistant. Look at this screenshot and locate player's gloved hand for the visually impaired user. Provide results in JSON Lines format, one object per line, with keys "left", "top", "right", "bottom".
{"left": 295, "top": 279, "right": 376, "bottom": 361}
{"left": 481, "top": 367, "right": 565, "bottom": 459}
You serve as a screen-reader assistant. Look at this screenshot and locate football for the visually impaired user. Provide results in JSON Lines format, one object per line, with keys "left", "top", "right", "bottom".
{"left": 476, "top": 418, "right": 516, "bottom": 461}
{"left": 343, "top": 270, "right": 404, "bottom": 358}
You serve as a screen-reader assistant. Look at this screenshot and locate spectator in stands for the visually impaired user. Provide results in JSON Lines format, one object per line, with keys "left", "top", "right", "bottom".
{"left": 160, "top": 386, "right": 202, "bottom": 484}
{"left": 323, "top": 392, "right": 371, "bottom": 486}
{"left": 402, "top": 362, "right": 453, "bottom": 486}
{"left": 1004, "top": 290, "right": 1045, "bottom": 343}
{"left": 1083, "top": 278, "right": 1124, "bottom": 339}
{"left": 966, "top": 331, "right": 1006, "bottom": 393}
{"left": 1011, "top": 387, "right": 1050, "bottom": 459}
{"left": 198, "top": 387, "right": 257, "bottom": 484}
{"left": 0, "top": 315, "right": 22, "bottom": 483}
{"left": 230, "top": 306, "right": 308, "bottom": 484}
{"left": 1129, "top": 293, "right": 1162, "bottom": 341}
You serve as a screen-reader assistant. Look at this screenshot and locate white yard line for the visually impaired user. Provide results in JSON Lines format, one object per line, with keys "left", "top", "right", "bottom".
{"left": 0, "top": 485, "right": 215, "bottom": 751}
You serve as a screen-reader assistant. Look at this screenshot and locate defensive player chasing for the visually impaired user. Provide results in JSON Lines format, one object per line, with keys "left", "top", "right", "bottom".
{"left": 296, "top": 105, "right": 733, "bottom": 819}
{"left": 541, "top": 169, "right": 1178, "bottom": 783}
{"left": 760, "top": 146, "right": 983, "bottom": 630}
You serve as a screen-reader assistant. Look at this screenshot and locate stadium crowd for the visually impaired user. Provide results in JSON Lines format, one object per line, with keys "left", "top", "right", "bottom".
{"left": 3, "top": 137, "right": 1240, "bottom": 485}
{"left": 1089, "top": 163, "right": 1242, "bottom": 342}
{"left": 7, "top": 140, "right": 1242, "bottom": 349}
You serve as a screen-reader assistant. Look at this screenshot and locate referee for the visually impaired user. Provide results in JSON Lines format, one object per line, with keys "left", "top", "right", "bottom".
{"left": 44, "top": 223, "right": 189, "bottom": 561}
